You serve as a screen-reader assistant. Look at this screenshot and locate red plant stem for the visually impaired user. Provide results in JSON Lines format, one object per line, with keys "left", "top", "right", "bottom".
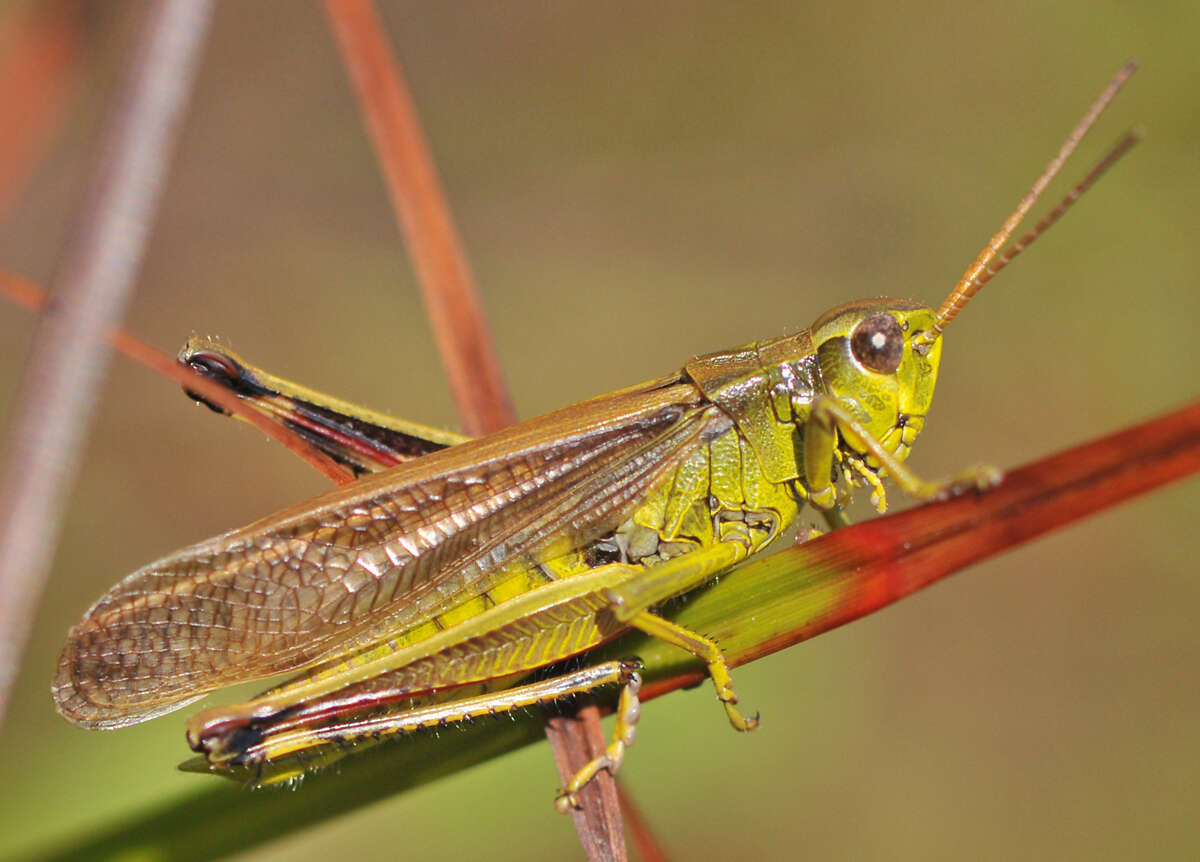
{"left": 321, "top": 0, "right": 514, "bottom": 438}
{"left": 321, "top": 3, "right": 620, "bottom": 856}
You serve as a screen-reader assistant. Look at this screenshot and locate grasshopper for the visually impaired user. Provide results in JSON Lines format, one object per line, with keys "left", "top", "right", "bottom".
{"left": 53, "top": 65, "right": 1137, "bottom": 811}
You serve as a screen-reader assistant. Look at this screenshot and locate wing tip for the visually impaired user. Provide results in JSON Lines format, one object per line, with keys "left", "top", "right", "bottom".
{"left": 51, "top": 631, "right": 198, "bottom": 730}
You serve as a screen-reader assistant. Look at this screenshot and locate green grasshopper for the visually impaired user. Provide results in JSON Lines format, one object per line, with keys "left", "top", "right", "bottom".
{"left": 52, "top": 65, "right": 1137, "bottom": 812}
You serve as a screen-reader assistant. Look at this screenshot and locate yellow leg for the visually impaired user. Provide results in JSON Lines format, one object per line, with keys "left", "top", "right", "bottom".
{"left": 604, "top": 538, "right": 749, "bottom": 624}
{"left": 599, "top": 539, "right": 762, "bottom": 733}
{"left": 626, "top": 611, "right": 759, "bottom": 733}
{"left": 222, "top": 660, "right": 643, "bottom": 776}
{"left": 805, "top": 395, "right": 1000, "bottom": 508}
{"left": 555, "top": 666, "right": 644, "bottom": 813}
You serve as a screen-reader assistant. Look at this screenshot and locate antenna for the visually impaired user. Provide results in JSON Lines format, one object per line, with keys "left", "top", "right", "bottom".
{"left": 973, "top": 127, "right": 1141, "bottom": 289}
{"left": 915, "top": 61, "right": 1137, "bottom": 348}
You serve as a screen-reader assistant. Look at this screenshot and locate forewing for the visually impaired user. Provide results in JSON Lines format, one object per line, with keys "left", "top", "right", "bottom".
{"left": 54, "top": 378, "right": 712, "bottom": 728}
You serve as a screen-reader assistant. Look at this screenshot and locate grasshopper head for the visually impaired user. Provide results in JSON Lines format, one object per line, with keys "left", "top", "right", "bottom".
{"left": 809, "top": 298, "right": 942, "bottom": 465}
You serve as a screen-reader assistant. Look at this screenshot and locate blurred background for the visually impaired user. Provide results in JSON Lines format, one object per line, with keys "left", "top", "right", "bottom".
{"left": 0, "top": 2, "right": 1197, "bottom": 859}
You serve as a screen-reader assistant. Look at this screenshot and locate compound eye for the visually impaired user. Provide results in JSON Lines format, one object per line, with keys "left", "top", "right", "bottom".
{"left": 850, "top": 313, "right": 905, "bottom": 374}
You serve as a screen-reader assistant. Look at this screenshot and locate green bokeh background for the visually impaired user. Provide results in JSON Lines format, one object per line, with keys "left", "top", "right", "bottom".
{"left": 1, "top": 2, "right": 1197, "bottom": 859}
